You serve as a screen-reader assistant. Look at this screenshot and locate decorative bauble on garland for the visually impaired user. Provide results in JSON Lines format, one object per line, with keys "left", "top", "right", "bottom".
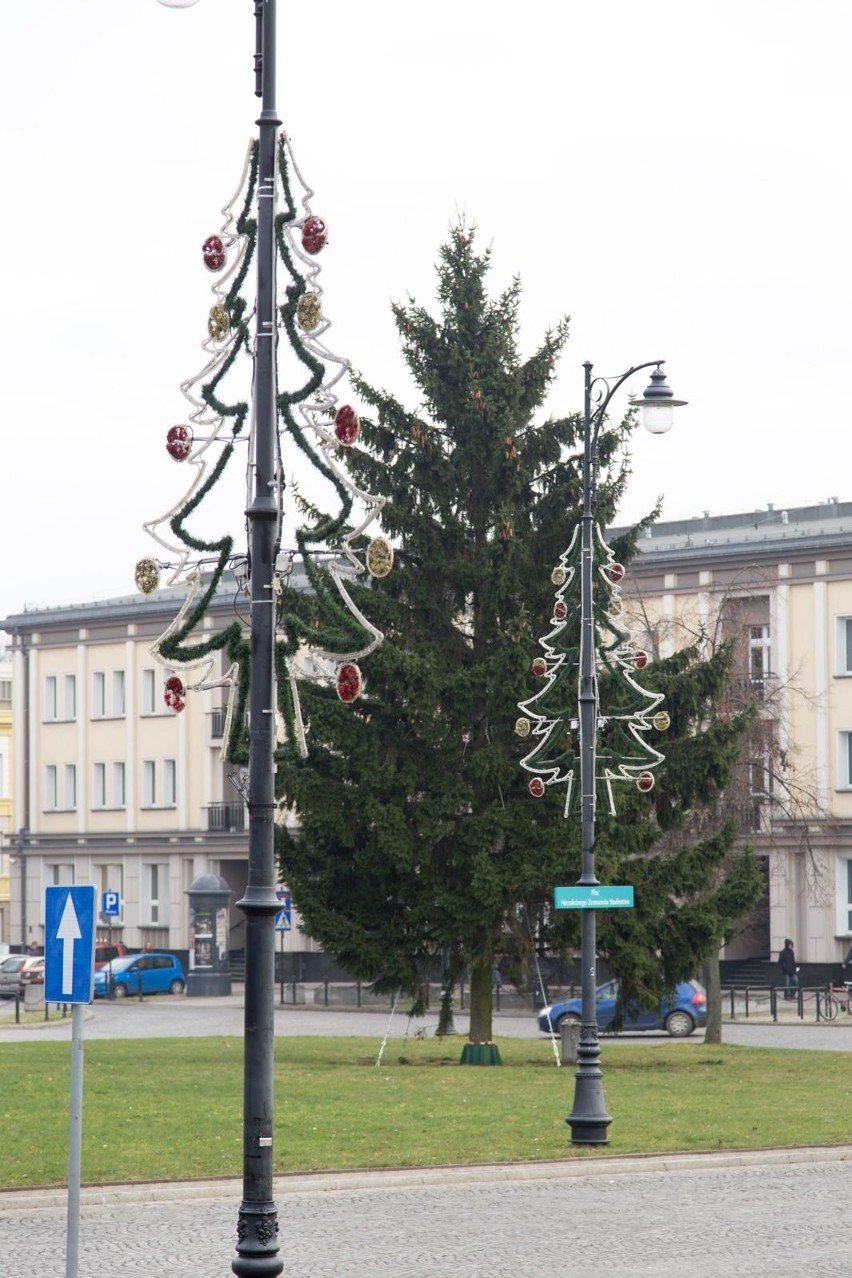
{"left": 531, "top": 657, "right": 547, "bottom": 677}
{"left": 334, "top": 405, "right": 360, "bottom": 446}
{"left": 553, "top": 601, "right": 567, "bottom": 620}
{"left": 633, "top": 650, "right": 649, "bottom": 670}
{"left": 202, "top": 235, "right": 226, "bottom": 271}
{"left": 366, "top": 537, "right": 393, "bottom": 578}
{"left": 529, "top": 777, "right": 545, "bottom": 798}
{"left": 135, "top": 558, "right": 160, "bottom": 594}
{"left": 166, "top": 425, "right": 193, "bottom": 461}
{"left": 164, "top": 675, "right": 186, "bottom": 713}
{"left": 636, "top": 771, "right": 654, "bottom": 793}
{"left": 207, "top": 305, "right": 230, "bottom": 341}
{"left": 653, "top": 711, "right": 671, "bottom": 731}
{"left": 608, "top": 563, "right": 625, "bottom": 583}
{"left": 296, "top": 293, "right": 322, "bottom": 331}
{"left": 301, "top": 216, "right": 327, "bottom": 255}
{"left": 551, "top": 566, "right": 566, "bottom": 586}
{"left": 515, "top": 717, "right": 531, "bottom": 738}
{"left": 336, "top": 663, "right": 361, "bottom": 703}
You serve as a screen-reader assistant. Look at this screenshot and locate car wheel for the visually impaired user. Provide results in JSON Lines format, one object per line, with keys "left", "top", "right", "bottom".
{"left": 556, "top": 1013, "right": 581, "bottom": 1031}
{"left": 113, "top": 983, "right": 128, "bottom": 1000}
{"left": 169, "top": 979, "right": 185, "bottom": 995}
{"left": 665, "top": 1010, "right": 695, "bottom": 1037}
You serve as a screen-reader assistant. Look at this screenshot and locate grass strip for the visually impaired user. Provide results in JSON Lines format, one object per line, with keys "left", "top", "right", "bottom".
{"left": 2, "top": 1036, "right": 852, "bottom": 1189}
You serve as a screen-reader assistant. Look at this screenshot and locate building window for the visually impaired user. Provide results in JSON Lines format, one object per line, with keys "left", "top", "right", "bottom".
{"left": 113, "top": 762, "right": 126, "bottom": 809}
{"left": 44, "top": 765, "right": 58, "bottom": 811}
{"left": 163, "top": 759, "right": 176, "bottom": 808}
{"left": 63, "top": 674, "right": 76, "bottom": 721}
{"left": 839, "top": 732, "right": 852, "bottom": 790}
{"left": 0, "top": 678, "right": 11, "bottom": 703}
{"left": 63, "top": 764, "right": 77, "bottom": 810}
{"left": 143, "top": 863, "right": 169, "bottom": 926}
{"left": 142, "top": 669, "right": 156, "bottom": 716}
{"left": 112, "top": 671, "right": 126, "bottom": 718}
{"left": 142, "top": 760, "right": 156, "bottom": 808}
{"left": 93, "top": 763, "right": 106, "bottom": 809}
{"left": 837, "top": 618, "right": 852, "bottom": 676}
{"left": 44, "top": 676, "right": 57, "bottom": 721}
{"left": 93, "top": 672, "right": 106, "bottom": 719}
{"left": 50, "top": 863, "right": 75, "bottom": 886}
{"left": 748, "top": 625, "right": 771, "bottom": 695}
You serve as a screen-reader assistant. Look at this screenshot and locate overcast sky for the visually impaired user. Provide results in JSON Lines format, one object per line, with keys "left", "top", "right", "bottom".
{"left": 1, "top": 0, "right": 849, "bottom": 621}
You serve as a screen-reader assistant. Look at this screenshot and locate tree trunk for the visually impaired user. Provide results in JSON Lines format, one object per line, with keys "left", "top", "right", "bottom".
{"left": 467, "top": 954, "right": 493, "bottom": 1043}
{"left": 701, "top": 954, "right": 723, "bottom": 1044}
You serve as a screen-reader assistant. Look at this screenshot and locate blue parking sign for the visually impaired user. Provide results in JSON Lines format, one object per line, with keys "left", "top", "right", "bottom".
{"left": 101, "top": 890, "right": 121, "bottom": 917}
{"left": 44, "top": 886, "right": 97, "bottom": 1004}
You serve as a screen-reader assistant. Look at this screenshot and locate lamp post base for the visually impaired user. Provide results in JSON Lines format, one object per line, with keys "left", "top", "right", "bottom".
{"left": 566, "top": 1028, "right": 611, "bottom": 1145}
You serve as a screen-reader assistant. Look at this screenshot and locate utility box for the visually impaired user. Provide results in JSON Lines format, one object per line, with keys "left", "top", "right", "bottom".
{"left": 186, "top": 873, "right": 232, "bottom": 997}
{"left": 561, "top": 1019, "right": 580, "bottom": 1064}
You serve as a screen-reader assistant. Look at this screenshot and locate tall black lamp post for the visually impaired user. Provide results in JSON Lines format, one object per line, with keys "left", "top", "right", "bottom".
{"left": 567, "top": 361, "right": 685, "bottom": 1146}
{"left": 157, "top": 1, "right": 283, "bottom": 1272}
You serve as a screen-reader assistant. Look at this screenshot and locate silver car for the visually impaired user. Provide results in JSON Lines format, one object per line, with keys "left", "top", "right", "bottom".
{"left": 0, "top": 955, "right": 45, "bottom": 999}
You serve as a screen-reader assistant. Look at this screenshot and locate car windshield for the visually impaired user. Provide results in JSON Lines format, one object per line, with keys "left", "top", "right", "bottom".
{"left": 97, "top": 955, "right": 137, "bottom": 974}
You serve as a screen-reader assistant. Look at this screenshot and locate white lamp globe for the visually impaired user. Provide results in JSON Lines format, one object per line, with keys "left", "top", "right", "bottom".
{"left": 156, "top": 0, "right": 201, "bottom": 8}
{"left": 639, "top": 366, "right": 686, "bottom": 435}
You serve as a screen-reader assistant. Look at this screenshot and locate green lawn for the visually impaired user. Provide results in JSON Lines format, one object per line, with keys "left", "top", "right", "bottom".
{"left": 2, "top": 1035, "right": 851, "bottom": 1190}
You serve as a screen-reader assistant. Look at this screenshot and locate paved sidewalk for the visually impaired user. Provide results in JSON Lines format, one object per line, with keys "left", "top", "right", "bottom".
{"left": 3, "top": 1148, "right": 852, "bottom": 1277}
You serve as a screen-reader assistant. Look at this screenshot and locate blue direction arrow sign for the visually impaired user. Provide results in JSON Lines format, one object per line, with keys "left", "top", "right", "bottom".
{"left": 554, "top": 885, "right": 635, "bottom": 910}
{"left": 44, "top": 886, "right": 97, "bottom": 1004}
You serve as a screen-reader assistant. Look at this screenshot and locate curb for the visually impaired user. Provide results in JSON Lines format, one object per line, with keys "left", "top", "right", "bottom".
{"left": 4, "top": 1144, "right": 852, "bottom": 1212}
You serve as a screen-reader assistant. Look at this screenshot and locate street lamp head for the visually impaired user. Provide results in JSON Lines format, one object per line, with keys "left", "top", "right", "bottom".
{"left": 638, "top": 364, "right": 687, "bottom": 435}
{"left": 156, "top": 0, "right": 201, "bottom": 7}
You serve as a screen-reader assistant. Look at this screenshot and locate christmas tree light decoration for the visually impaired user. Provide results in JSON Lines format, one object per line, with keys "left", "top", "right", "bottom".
{"left": 336, "top": 662, "right": 361, "bottom": 703}
{"left": 140, "top": 132, "right": 388, "bottom": 764}
{"left": 515, "top": 717, "right": 531, "bottom": 738}
{"left": 334, "top": 404, "right": 360, "bottom": 445}
{"left": 296, "top": 293, "right": 322, "bottom": 331}
{"left": 366, "top": 537, "right": 393, "bottom": 578}
{"left": 202, "top": 234, "right": 226, "bottom": 270}
{"left": 134, "top": 558, "right": 160, "bottom": 594}
{"left": 301, "top": 215, "right": 327, "bottom": 255}
{"left": 518, "top": 524, "right": 665, "bottom": 815}
{"left": 207, "top": 305, "right": 230, "bottom": 341}
{"left": 166, "top": 424, "right": 193, "bottom": 461}
{"left": 653, "top": 711, "right": 671, "bottom": 731}
{"left": 164, "top": 674, "right": 186, "bottom": 712}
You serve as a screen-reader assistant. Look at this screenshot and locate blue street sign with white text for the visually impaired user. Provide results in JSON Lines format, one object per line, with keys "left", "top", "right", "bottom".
{"left": 554, "top": 885, "right": 635, "bottom": 910}
{"left": 101, "top": 890, "right": 121, "bottom": 917}
{"left": 44, "top": 885, "right": 97, "bottom": 1004}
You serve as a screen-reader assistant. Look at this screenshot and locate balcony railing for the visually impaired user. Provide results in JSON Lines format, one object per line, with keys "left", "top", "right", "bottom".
{"left": 206, "top": 802, "right": 246, "bottom": 833}
{"left": 210, "top": 706, "right": 228, "bottom": 740}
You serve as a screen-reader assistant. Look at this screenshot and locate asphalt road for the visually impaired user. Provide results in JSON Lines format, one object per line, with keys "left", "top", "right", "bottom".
{"left": 2, "top": 992, "right": 852, "bottom": 1051}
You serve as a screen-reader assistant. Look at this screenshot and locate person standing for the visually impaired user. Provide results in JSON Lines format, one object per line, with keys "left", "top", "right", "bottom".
{"left": 779, "top": 938, "right": 798, "bottom": 1000}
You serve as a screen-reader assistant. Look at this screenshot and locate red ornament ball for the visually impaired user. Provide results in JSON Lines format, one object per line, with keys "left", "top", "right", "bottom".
{"left": 334, "top": 405, "right": 360, "bottom": 446}
{"left": 164, "top": 675, "right": 186, "bottom": 713}
{"left": 608, "top": 562, "right": 625, "bottom": 583}
{"left": 531, "top": 657, "right": 548, "bottom": 677}
{"left": 301, "top": 216, "right": 328, "bottom": 255}
{"left": 554, "top": 601, "right": 567, "bottom": 621}
{"left": 202, "top": 234, "right": 226, "bottom": 271}
{"left": 636, "top": 771, "right": 655, "bottom": 793}
{"left": 336, "top": 663, "right": 362, "bottom": 703}
{"left": 529, "top": 777, "right": 546, "bottom": 798}
{"left": 166, "top": 424, "right": 193, "bottom": 461}
{"left": 633, "top": 650, "right": 649, "bottom": 670}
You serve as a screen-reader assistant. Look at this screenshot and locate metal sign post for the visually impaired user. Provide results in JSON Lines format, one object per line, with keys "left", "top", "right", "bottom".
{"left": 45, "top": 885, "right": 97, "bottom": 1278}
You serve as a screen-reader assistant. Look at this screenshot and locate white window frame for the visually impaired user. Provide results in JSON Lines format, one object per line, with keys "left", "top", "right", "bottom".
{"left": 113, "top": 762, "right": 126, "bottom": 810}
{"left": 63, "top": 674, "right": 76, "bottom": 721}
{"left": 50, "top": 863, "right": 75, "bottom": 886}
{"left": 142, "top": 760, "right": 156, "bottom": 808}
{"left": 44, "top": 676, "right": 57, "bottom": 722}
{"left": 112, "top": 670, "right": 126, "bottom": 718}
{"left": 163, "top": 759, "right": 176, "bottom": 808}
{"left": 837, "top": 617, "right": 852, "bottom": 677}
{"left": 44, "top": 765, "right": 58, "bottom": 811}
{"left": 93, "top": 762, "right": 106, "bottom": 810}
{"left": 92, "top": 672, "right": 106, "bottom": 719}
{"left": 63, "top": 764, "right": 77, "bottom": 811}
{"left": 143, "top": 862, "right": 169, "bottom": 926}
{"left": 141, "top": 669, "right": 156, "bottom": 716}
{"left": 838, "top": 731, "right": 852, "bottom": 790}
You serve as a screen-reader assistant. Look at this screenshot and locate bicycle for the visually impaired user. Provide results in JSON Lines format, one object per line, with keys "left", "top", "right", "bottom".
{"left": 822, "top": 983, "right": 852, "bottom": 1020}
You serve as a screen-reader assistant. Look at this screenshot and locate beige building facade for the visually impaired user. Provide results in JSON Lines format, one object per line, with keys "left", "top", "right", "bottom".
{"left": 0, "top": 576, "right": 319, "bottom": 969}
{"left": 0, "top": 657, "right": 12, "bottom": 943}
{"left": 618, "top": 497, "right": 852, "bottom": 971}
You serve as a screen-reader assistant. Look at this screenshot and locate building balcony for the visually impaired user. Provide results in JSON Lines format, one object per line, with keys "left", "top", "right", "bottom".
{"left": 206, "top": 802, "right": 246, "bottom": 833}
{"left": 210, "top": 706, "right": 228, "bottom": 741}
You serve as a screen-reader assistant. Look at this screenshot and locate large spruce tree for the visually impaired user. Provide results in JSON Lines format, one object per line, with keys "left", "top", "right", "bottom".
{"left": 275, "top": 224, "right": 761, "bottom": 1050}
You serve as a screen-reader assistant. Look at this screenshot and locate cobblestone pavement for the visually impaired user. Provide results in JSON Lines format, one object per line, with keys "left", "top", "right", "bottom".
{"left": 3, "top": 1151, "right": 852, "bottom": 1277}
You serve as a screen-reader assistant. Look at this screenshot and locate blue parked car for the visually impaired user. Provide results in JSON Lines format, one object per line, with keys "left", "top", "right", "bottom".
{"left": 538, "top": 978, "right": 706, "bottom": 1038}
{"left": 93, "top": 952, "right": 185, "bottom": 999}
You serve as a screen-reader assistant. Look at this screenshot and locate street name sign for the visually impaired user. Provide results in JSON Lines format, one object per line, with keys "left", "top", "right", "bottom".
{"left": 44, "top": 885, "right": 97, "bottom": 1004}
{"left": 554, "top": 885, "right": 635, "bottom": 910}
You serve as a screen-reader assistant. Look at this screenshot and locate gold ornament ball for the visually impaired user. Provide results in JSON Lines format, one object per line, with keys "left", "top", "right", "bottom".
{"left": 515, "top": 717, "right": 531, "bottom": 738}
{"left": 135, "top": 558, "right": 160, "bottom": 595}
{"left": 366, "top": 537, "right": 394, "bottom": 578}
{"left": 297, "top": 293, "right": 322, "bottom": 332}
{"left": 207, "top": 305, "right": 230, "bottom": 341}
{"left": 551, "top": 566, "right": 566, "bottom": 586}
{"left": 653, "top": 711, "right": 671, "bottom": 731}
